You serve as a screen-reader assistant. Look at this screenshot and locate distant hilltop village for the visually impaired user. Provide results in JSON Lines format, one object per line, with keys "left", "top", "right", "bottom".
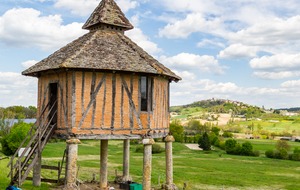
{"left": 208, "top": 98, "right": 241, "bottom": 106}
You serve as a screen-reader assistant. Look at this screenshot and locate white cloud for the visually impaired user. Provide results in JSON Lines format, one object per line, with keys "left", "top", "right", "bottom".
{"left": 0, "top": 72, "right": 37, "bottom": 107}
{"left": 0, "top": 8, "right": 87, "bottom": 51}
{"left": 252, "top": 71, "right": 300, "bottom": 80}
{"left": 126, "top": 28, "right": 162, "bottom": 54}
{"left": 280, "top": 79, "right": 300, "bottom": 88}
{"left": 54, "top": 0, "right": 138, "bottom": 16}
{"left": 197, "top": 39, "right": 225, "bottom": 48}
{"left": 159, "top": 13, "right": 223, "bottom": 39}
{"left": 160, "top": 53, "right": 228, "bottom": 75}
{"left": 172, "top": 70, "right": 196, "bottom": 80}
{"left": 21, "top": 60, "right": 38, "bottom": 69}
{"left": 227, "top": 16, "right": 300, "bottom": 46}
{"left": 249, "top": 53, "right": 300, "bottom": 72}
{"left": 218, "top": 44, "right": 259, "bottom": 59}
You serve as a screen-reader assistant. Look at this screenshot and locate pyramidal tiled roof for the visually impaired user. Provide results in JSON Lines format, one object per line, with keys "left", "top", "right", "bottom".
{"left": 22, "top": 0, "right": 181, "bottom": 81}
{"left": 82, "top": 0, "right": 133, "bottom": 30}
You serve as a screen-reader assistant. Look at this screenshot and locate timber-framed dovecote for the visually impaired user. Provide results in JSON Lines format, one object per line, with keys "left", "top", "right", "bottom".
{"left": 22, "top": 0, "right": 181, "bottom": 140}
{"left": 20, "top": 0, "right": 181, "bottom": 189}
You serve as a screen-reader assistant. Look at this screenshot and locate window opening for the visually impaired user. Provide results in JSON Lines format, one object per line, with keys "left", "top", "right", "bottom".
{"left": 141, "top": 76, "right": 153, "bottom": 111}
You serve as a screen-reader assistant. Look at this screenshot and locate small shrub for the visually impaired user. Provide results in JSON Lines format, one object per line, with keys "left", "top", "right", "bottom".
{"left": 135, "top": 145, "right": 144, "bottom": 153}
{"left": 232, "top": 143, "right": 241, "bottom": 155}
{"left": 252, "top": 150, "right": 260, "bottom": 157}
{"left": 278, "top": 148, "right": 288, "bottom": 159}
{"left": 211, "top": 136, "right": 219, "bottom": 145}
{"left": 292, "top": 153, "right": 300, "bottom": 161}
{"left": 152, "top": 144, "right": 164, "bottom": 154}
{"left": 223, "top": 131, "right": 234, "bottom": 138}
{"left": 214, "top": 139, "right": 221, "bottom": 147}
{"left": 219, "top": 141, "right": 226, "bottom": 150}
{"left": 130, "top": 139, "right": 139, "bottom": 145}
{"left": 265, "top": 150, "right": 274, "bottom": 158}
{"left": 173, "top": 134, "right": 183, "bottom": 143}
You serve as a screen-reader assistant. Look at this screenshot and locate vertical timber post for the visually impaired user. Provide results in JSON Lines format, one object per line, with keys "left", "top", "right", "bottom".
{"left": 162, "top": 135, "right": 178, "bottom": 190}
{"left": 64, "top": 139, "right": 81, "bottom": 190}
{"left": 33, "top": 152, "right": 42, "bottom": 186}
{"left": 100, "top": 140, "right": 108, "bottom": 189}
{"left": 142, "top": 139, "right": 155, "bottom": 190}
{"left": 123, "top": 139, "right": 131, "bottom": 181}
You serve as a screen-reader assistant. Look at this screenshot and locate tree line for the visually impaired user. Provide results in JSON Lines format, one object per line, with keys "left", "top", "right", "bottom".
{"left": 0, "top": 106, "right": 37, "bottom": 119}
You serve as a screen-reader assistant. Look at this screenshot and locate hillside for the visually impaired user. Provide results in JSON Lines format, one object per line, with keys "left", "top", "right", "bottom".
{"left": 170, "top": 98, "right": 264, "bottom": 118}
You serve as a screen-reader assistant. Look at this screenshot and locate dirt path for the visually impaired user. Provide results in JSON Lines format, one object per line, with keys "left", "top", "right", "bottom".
{"left": 185, "top": 144, "right": 202, "bottom": 150}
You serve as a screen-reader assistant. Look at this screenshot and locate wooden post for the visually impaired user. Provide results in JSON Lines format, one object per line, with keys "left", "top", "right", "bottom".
{"left": 11, "top": 159, "right": 13, "bottom": 184}
{"left": 57, "top": 162, "right": 61, "bottom": 185}
{"left": 18, "top": 160, "right": 21, "bottom": 187}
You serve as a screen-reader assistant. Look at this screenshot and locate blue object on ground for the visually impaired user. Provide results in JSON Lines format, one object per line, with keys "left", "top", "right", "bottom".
{"left": 6, "top": 186, "right": 22, "bottom": 190}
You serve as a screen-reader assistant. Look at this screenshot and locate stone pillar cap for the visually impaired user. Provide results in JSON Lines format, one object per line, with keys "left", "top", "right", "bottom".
{"left": 66, "top": 139, "right": 82, "bottom": 144}
{"left": 141, "top": 138, "right": 155, "bottom": 145}
{"left": 164, "top": 135, "right": 175, "bottom": 142}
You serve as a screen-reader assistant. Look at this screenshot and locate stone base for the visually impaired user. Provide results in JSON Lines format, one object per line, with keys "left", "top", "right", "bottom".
{"left": 114, "top": 175, "right": 133, "bottom": 183}
{"left": 63, "top": 184, "right": 80, "bottom": 190}
{"left": 161, "top": 183, "right": 178, "bottom": 190}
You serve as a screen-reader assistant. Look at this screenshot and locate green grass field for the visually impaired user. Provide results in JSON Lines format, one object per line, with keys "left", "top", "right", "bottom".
{"left": 237, "top": 120, "right": 300, "bottom": 133}
{"left": 1, "top": 140, "right": 300, "bottom": 190}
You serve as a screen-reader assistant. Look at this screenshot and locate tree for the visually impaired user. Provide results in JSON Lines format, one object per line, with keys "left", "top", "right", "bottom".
{"left": 169, "top": 124, "right": 183, "bottom": 135}
{"left": 275, "top": 140, "right": 291, "bottom": 152}
{"left": 171, "top": 118, "right": 181, "bottom": 126}
{"left": 241, "top": 141, "right": 253, "bottom": 156}
{"left": 198, "top": 132, "right": 211, "bottom": 151}
{"left": 211, "top": 127, "right": 220, "bottom": 136}
{"left": 225, "top": 139, "right": 237, "bottom": 154}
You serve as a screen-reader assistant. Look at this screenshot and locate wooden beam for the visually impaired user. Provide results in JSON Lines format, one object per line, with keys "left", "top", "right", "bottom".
{"left": 120, "top": 74, "right": 143, "bottom": 129}
{"left": 66, "top": 72, "right": 69, "bottom": 130}
{"left": 81, "top": 72, "right": 85, "bottom": 115}
{"left": 71, "top": 71, "right": 76, "bottom": 128}
{"left": 26, "top": 177, "right": 58, "bottom": 184}
{"left": 91, "top": 72, "right": 96, "bottom": 128}
{"left": 129, "top": 75, "right": 133, "bottom": 128}
{"left": 111, "top": 73, "right": 116, "bottom": 129}
{"left": 101, "top": 77, "right": 107, "bottom": 129}
{"left": 77, "top": 73, "right": 107, "bottom": 128}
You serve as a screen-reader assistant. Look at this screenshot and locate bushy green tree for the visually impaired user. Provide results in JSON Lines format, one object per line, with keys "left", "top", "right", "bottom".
{"left": 241, "top": 141, "right": 253, "bottom": 156}
{"left": 198, "top": 132, "right": 211, "bottom": 151}
{"left": 223, "top": 131, "right": 234, "bottom": 138}
{"left": 225, "top": 139, "right": 237, "bottom": 154}
{"left": 2, "top": 123, "right": 33, "bottom": 155}
{"left": 293, "top": 147, "right": 300, "bottom": 161}
{"left": 169, "top": 124, "right": 183, "bottom": 135}
{"left": 265, "top": 150, "right": 274, "bottom": 158}
{"left": 211, "top": 127, "right": 220, "bottom": 136}
{"left": 173, "top": 133, "right": 183, "bottom": 143}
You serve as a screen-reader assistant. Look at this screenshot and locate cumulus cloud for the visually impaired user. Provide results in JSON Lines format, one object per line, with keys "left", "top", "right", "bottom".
{"left": 227, "top": 16, "right": 300, "bottom": 46}
{"left": 249, "top": 53, "right": 300, "bottom": 72}
{"left": 21, "top": 60, "right": 38, "bottom": 69}
{"left": 252, "top": 71, "right": 300, "bottom": 80}
{"left": 159, "top": 13, "right": 224, "bottom": 39}
{"left": 160, "top": 53, "right": 228, "bottom": 75}
{"left": 280, "top": 79, "right": 300, "bottom": 88}
{"left": 0, "top": 72, "right": 37, "bottom": 107}
{"left": 0, "top": 8, "right": 87, "bottom": 51}
{"left": 218, "top": 44, "right": 259, "bottom": 59}
{"left": 54, "top": 0, "right": 138, "bottom": 16}
{"left": 126, "top": 28, "right": 162, "bottom": 54}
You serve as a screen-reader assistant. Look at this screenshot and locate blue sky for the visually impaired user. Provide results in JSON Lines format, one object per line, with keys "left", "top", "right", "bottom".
{"left": 1, "top": 0, "right": 300, "bottom": 109}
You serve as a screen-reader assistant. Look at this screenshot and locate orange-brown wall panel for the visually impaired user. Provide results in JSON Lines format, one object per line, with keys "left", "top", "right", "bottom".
{"left": 103, "top": 73, "right": 112, "bottom": 129}
{"left": 122, "top": 74, "right": 130, "bottom": 129}
{"left": 82, "top": 72, "right": 92, "bottom": 128}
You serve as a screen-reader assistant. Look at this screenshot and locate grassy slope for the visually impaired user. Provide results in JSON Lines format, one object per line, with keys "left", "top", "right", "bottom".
{"left": 1, "top": 140, "right": 300, "bottom": 190}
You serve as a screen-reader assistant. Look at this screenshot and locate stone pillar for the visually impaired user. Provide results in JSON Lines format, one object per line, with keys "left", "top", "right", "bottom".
{"left": 64, "top": 139, "right": 81, "bottom": 190}
{"left": 162, "top": 135, "right": 178, "bottom": 190}
{"left": 100, "top": 140, "right": 108, "bottom": 189}
{"left": 33, "top": 152, "right": 41, "bottom": 186}
{"left": 142, "top": 139, "right": 155, "bottom": 190}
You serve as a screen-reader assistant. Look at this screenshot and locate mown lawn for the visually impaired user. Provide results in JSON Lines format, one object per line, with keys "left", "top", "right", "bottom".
{"left": 1, "top": 140, "right": 300, "bottom": 190}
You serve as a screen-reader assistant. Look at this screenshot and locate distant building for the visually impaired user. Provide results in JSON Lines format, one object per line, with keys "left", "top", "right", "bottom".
{"left": 282, "top": 112, "right": 299, "bottom": 116}
{"left": 255, "top": 118, "right": 262, "bottom": 121}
